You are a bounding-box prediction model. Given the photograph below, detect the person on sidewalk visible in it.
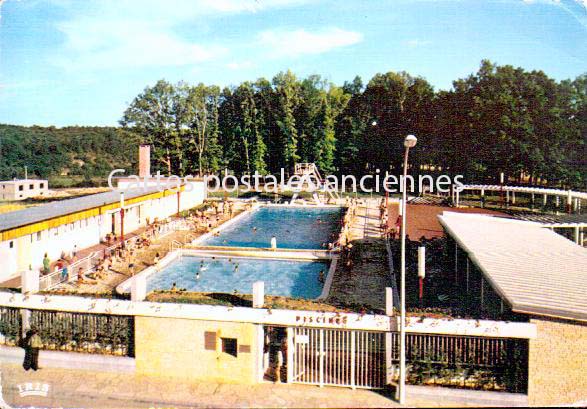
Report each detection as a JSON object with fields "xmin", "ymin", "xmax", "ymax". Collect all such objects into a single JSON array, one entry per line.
[{"xmin": 22, "ymin": 328, "xmax": 42, "ymax": 371}]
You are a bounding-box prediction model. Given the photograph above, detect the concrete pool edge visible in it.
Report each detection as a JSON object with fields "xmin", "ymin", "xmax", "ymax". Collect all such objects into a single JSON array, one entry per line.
[{"xmin": 116, "ymin": 248, "xmax": 338, "ymax": 302}]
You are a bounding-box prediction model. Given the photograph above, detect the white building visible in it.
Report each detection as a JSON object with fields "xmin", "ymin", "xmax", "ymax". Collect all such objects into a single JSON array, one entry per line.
[
  {"xmin": 0, "ymin": 182, "xmax": 206, "ymax": 283},
  {"xmin": 0, "ymin": 179, "xmax": 49, "ymax": 201}
]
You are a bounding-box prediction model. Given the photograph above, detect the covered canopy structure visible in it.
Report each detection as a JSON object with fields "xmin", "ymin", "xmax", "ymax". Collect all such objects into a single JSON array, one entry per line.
[{"xmin": 438, "ymin": 212, "xmax": 587, "ymax": 322}]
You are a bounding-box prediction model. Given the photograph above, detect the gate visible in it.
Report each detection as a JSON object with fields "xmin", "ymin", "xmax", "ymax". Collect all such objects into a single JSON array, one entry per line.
[{"xmin": 289, "ymin": 327, "xmax": 386, "ymax": 389}]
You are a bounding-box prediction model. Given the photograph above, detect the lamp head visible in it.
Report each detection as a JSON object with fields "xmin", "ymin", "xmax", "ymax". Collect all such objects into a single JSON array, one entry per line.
[{"xmin": 404, "ymin": 134, "xmax": 417, "ymax": 148}]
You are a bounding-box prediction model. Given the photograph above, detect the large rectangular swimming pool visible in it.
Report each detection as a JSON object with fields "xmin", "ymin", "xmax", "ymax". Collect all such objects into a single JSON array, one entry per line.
[
  {"xmin": 146, "ymin": 255, "xmax": 327, "ymax": 299},
  {"xmin": 199, "ymin": 206, "xmax": 343, "ymax": 249}
]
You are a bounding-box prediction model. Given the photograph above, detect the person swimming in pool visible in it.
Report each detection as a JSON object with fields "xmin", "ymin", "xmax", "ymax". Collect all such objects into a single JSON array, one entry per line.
[
  {"xmin": 318, "ymin": 270, "xmax": 325, "ymax": 283},
  {"xmin": 234, "ymin": 263, "xmax": 239, "ymax": 272},
  {"xmin": 196, "ymin": 272, "xmax": 200, "ymax": 280},
  {"xmin": 253, "ymin": 226, "xmax": 257, "ymax": 233}
]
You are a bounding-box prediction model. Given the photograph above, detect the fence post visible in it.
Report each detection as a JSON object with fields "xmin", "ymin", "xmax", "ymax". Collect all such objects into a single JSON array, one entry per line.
[
  {"xmin": 20, "ymin": 309, "xmax": 31, "ymax": 338},
  {"xmin": 253, "ymin": 281, "xmax": 264, "ymax": 308},
  {"xmin": 385, "ymin": 287, "xmax": 394, "ymax": 316},
  {"xmin": 21, "ymin": 268, "xmax": 39, "ymax": 294},
  {"xmin": 131, "ymin": 275, "xmax": 147, "ymax": 302}
]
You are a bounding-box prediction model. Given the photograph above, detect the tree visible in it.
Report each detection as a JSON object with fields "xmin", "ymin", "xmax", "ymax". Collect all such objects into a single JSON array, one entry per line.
[
  {"xmin": 272, "ymin": 71, "xmax": 301, "ymax": 171},
  {"xmin": 184, "ymin": 84, "xmax": 222, "ymax": 175},
  {"xmin": 120, "ymin": 80, "xmax": 177, "ymax": 175}
]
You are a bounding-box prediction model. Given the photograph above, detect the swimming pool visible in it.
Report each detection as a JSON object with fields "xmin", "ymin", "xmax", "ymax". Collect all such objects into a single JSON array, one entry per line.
[
  {"xmin": 199, "ymin": 206, "xmax": 343, "ymax": 249},
  {"xmin": 146, "ymin": 255, "xmax": 328, "ymax": 299}
]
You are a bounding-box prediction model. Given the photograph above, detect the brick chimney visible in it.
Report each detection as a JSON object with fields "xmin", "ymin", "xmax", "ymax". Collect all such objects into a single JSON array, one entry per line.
[{"xmin": 139, "ymin": 145, "xmax": 151, "ymax": 178}]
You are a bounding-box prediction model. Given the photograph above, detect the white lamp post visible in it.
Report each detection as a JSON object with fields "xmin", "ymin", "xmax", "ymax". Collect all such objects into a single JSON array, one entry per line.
[{"xmin": 398, "ymin": 134, "xmax": 416, "ymax": 404}]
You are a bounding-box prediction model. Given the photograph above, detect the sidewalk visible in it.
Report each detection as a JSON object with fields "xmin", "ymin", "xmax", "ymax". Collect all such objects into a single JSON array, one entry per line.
[{"xmin": 0, "ymin": 362, "xmax": 527, "ymax": 408}]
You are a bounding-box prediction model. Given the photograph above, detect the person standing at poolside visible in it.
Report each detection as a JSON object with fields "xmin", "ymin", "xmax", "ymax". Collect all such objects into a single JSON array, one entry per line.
[
  {"xmin": 42, "ymin": 253, "xmax": 50, "ymax": 275},
  {"xmin": 61, "ymin": 263, "xmax": 69, "ymax": 282},
  {"xmin": 270, "ymin": 236, "xmax": 277, "ymax": 250}
]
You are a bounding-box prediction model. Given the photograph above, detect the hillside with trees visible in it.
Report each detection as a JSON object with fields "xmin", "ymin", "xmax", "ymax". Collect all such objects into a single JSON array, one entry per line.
[
  {"xmin": 2, "ymin": 60, "xmax": 585, "ymax": 190},
  {"xmin": 0, "ymin": 125, "xmax": 139, "ymax": 185}
]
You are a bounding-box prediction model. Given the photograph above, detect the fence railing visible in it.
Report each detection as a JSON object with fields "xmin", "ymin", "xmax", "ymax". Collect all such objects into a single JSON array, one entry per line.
[
  {"xmin": 0, "ymin": 306, "xmax": 21, "ymax": 346},
  {"xmin": 30, "ymin": 309, "xmax": 134, "ymax": 357},
  {"xmin": 388, "ymin": 332, "xmax": 528, "ymax": 393},
  {"xmin": 0, "ymin": 306, "xmax": 134, "ymax": 357}
]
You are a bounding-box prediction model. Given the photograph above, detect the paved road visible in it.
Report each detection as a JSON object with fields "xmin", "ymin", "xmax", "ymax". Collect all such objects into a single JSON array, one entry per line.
[{"xmin": 1, "ymin": 361, "xmax": 528, "ymax": 408}]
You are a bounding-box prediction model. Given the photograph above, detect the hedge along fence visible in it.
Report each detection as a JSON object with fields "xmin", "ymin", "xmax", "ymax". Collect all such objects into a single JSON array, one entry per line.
[
  {"xmin": 0, "ymin": 307, "xmax": 134, "ymax": 357},
  {"xmin": 389, "ymin": 332, "xmax": 528, "ymax": 393},
  {"xmin": 0, "ymin": 307, "xmax": 21, "ymax": 345}
]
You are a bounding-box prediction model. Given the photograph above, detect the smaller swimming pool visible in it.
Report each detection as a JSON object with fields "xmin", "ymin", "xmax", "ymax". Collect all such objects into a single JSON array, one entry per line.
[{"xmin": 145, "ymin": 255, "xmax": 328, "ymax": 299}]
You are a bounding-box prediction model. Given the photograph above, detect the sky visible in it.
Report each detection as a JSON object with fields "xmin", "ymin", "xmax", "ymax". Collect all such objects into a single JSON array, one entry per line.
[{"xmin": 0, "ymin": 0, "xmax": 586, "ymax": 127}]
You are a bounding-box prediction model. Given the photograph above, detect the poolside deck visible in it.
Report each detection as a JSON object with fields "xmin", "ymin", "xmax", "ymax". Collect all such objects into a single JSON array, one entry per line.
[
  {"xmin": 41, "ymin": 203, "xmax": 248, "ymax": 295},
  {"xmin": 327, "ymin": 198, "xmax": 392, "ymax": 312}
]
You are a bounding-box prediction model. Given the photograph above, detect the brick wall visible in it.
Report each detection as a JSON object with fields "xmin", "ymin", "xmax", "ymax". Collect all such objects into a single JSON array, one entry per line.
[
  {"xmin": 135, "ymin": 316, "xmax": 259, "ymax": 384},
  {"xmin": 528, "ymin": 316, "xmax": 587, "ymax": 406}
]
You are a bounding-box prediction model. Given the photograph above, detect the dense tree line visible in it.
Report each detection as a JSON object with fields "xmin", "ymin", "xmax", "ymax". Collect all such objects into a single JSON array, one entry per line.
[
  {"xmin": 0, "ymin": 125, "xmax": 139, "ymax": 181},
  {"xmin": 121, "ymin": 61, "xmax": 586, "ymax": 189},
  {"xmin": 1, "ymin": 60, "xmax": 584, "ymax": 190}
]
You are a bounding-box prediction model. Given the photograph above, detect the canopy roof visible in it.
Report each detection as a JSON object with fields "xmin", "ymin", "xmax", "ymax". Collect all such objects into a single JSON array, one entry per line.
[{"xmin": 438, "ymin": 212, "xmax": 587, "ymax": 322}]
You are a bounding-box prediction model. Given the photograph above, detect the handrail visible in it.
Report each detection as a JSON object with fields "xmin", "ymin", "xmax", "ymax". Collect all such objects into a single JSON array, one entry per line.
[{"xmin": 170, "ymin": 240, "xmax": 183, "ymax": 261}]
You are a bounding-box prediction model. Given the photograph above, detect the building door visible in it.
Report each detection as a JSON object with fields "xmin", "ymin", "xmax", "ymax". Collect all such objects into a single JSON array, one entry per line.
[
  {"xmin": 289, "ymin": 327, "xmax": 386, "ymax": 389},
  {"xmin": 262, "ymin": 326, "xmax": 287, "ymax": 382}
]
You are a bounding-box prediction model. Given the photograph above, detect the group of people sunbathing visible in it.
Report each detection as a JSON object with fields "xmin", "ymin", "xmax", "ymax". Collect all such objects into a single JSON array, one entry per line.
[{"xmin": 183, "ymin": 200, "xmax": 239, "ymax": 233}]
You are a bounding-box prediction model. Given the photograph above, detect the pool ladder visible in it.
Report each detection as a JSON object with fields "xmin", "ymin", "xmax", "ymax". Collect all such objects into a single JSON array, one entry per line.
[{"xmin": 170, "ymin": 240, "xmax": 183, "ymax": 260}]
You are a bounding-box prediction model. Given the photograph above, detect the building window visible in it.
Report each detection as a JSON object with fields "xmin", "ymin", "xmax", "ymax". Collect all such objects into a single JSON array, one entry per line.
[
  {"xmin": 221, "ymin": 337, "xmax": 238, "ymax": 357},
  {"xmin": 37, "ymin": 231, "xmax": 42, "ymax": 241},
  {"xmin": 18, "ymin": 185, "xmax": 23, "ymax": 191},
  {"xmin": 29, "ymin": 184, "xmax": 34, "ymax": 189},
  {"xmin": 40, "ymin": 183, "xmax": 44, "ymax": 189},
  {"xmin": 9, "ymin": 241, "xmax": 13, "ymax": 249}
]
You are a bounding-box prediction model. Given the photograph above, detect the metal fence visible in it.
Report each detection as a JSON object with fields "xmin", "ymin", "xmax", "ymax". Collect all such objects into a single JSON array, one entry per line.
[
  {"xmin": 289, "ymin": 327, "xmax": 528, "ymax": 393},
  {"xmin": 389, "ymin": 332, "xmax": 528, "ymax": 393},
  {"xmin": 290, "ymin": 327, "xmax": 386, "ymax": 389},
  {"xmin": 0, "ymin": 306, "xmax": 21, "ymax": 345},
  {"xmin": 0, "ymin": 307, "xmax": 134, "ymax": 357}
]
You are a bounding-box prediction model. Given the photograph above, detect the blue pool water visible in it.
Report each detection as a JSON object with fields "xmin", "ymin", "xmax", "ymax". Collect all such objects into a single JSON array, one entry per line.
[
  {"xmin": 200, "ymin": 206, "xmax": 343, "ymax": 249},
  {"xmin": 147, "ymin": 256, "xmax": 327, "ymax": 298}
]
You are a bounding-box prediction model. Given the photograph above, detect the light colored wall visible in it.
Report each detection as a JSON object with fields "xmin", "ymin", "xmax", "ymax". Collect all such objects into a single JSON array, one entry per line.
[
  {"xmin": 528, "ymin": 316, "xmax": 587, "ymax": 406},
  {"xmin": 0, "ymin": 183, "xmax": 206, "ymax": 280},
  {"xmin": 0, "ymin": 180, "xmax": 48, "ymax": 201},
  {"xmin": 134, "ymin": 316, "xmax": 258, "ymax": 384}
]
